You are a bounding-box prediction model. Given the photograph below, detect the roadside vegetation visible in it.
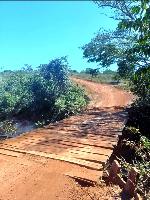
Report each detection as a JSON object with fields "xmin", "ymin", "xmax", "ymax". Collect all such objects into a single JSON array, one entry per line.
[
  {"xmin": 0, "ymin": 0, "xmax": 149, "ymax": 198},
  {"xmin": 70, "ymin": 69, "xmax": 117, "ymax": 83},
  {"xmin": 0, "ymin": 57, "xmax": 88, "ymax": 137},
  {"xmin": 70, "ymin": 69, "xmax": 131, "ymax": 91},
  {"xmin": 81, "ymin": 0, "xmax": 150, "ymax": 198}
]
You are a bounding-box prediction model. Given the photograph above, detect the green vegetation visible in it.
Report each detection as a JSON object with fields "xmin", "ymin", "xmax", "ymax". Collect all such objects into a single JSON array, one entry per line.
[
  {"xmin": 70, "ymin": 68, "xmax": 131, "ymax": 91},
  {"xmin": 84, "ymin": 0, "xmax": 150, "ymax": 133},
  {"xmin": 84, "ymin": 0, "xmax": 150, "ymax": 100},
  {"xmin": 82, "ymin": 0, "xmax": 150, "ymax": 198},
  {"xmin": 70, "ymin": 68, "xmax": 118, "ymax": 84},
  {"xmin": 0, "ymin": 120, "xmax": 17, "ymax": 138},
  {"xmin": 0, "ymin": 57, "xmax": 88, "ymax": 135},
  {"xmin": 0, "ymin": 1, "xmax": 149, "ymax": 196},
  {"xmin": 111, "ymin": 125, "xmax": 150, "ymax": 198}
]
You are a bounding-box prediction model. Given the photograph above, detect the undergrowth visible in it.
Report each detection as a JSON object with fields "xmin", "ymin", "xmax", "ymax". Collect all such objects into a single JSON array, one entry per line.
[
  {"xmin": 108, "ymin": 104, "xmax": 150, "ymax": 199},
  {"xmin": 0, "ymin": 57, "xmax": 89, "ymax": 136}
]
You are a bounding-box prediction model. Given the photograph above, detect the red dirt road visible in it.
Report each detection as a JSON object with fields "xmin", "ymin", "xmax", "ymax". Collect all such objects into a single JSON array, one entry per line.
[{"xmin": 0, "ymin": 78, "xmax": 134, "ymax": 200}]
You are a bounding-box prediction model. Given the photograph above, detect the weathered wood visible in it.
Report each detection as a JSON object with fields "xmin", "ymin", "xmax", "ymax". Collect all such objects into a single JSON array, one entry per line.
[
  {"xmin": 0, "ymin": 146, "xmax": 102, "ymax": 170},
  {"xmin": 108, "ymin": 160, "xmax": 121, "ymax": 182},
  {"xmin": 128, "ymin": 167, "xmax": 139, "ymax": 184},
  {"xmin": 116, "ymin": 174, "xmax": 126, "ymax": 188},
  {"xmin": 122, "ymin": 167, "xmax": 139, "ymax": 198},
  {"xmin": 108, "ymin": 161, "xmax": 141, "ymax": 200},
  {"xmin": 123, "ymin": 179, "xmax": 136, "ymax": 197}
]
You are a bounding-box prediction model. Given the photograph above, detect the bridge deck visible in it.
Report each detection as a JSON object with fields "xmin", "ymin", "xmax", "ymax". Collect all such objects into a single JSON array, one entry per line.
[{"xmin": 0, "ymin": 108, "xmax": 127, "ymax": 181}]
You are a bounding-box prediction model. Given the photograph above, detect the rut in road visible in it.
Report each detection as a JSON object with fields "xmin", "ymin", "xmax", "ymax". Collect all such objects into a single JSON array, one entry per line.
[{"xmin": 0, "ymin": 78, "xmax": 134, "ymax": 182}]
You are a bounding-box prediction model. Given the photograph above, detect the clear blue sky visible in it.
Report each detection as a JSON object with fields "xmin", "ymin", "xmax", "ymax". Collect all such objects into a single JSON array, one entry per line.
[{"xmin": 0, "ymin": 1, "xmax": 118, "ymax": 72}]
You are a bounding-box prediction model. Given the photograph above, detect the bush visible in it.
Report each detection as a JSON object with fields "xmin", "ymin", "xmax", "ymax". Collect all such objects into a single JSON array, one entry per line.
[
  {"xmin": 55, "ymin": 83, "xmax": 88, "ymax": 120},
  {"xmin": 0, "ymin": 71, "xmax": 33, "ymax": 118},
  {"xmin": 0, "ymin": 57, "xmax": 88, "ymax": 124},
  {"xmin": 0, "ymin": 120, "xmax": 17, "ymax": 137},
  {"xmin": 126, "ymin": 104, "xmax": 150, "ymax": 139},
  {"xmin": 131, "ymin": 66, "xmax": 150, "ymax": 105}
]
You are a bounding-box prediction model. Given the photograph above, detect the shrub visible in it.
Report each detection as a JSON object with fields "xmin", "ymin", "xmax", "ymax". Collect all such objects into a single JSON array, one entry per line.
[
  {"xmin": 0, "ymin": 120, "xmax": 16, "ymax": 137},
  {"xmin": 54, "ymin": 83, "xmax": 88, "ymax": 120},
  {"xmin": 131, "ymin": 66, "xmax": 150, "ymax": 105},
  {"xmin": 0, "ymin": 57, "xmax": 88, "ymax": 124}
]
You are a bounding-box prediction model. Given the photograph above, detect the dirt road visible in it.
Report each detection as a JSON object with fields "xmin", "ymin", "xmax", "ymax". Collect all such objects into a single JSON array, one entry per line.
[{"xmin": 0, "ymin": 78, "xmax": 134, "ymax": 200}]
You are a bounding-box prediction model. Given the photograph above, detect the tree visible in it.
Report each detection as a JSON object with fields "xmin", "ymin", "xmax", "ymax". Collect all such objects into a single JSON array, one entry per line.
[
  {"xmin": 81, "ymin": 29, "xmax": 138, "ymax": 80},
  {"xmin": 85, "ymin": 68, "xmax": 100, "ymax": 77},
  {"xmin": 93, "ymin": 1, "xmax": 137, "ymax": 20},
  {"xmin": 117, "ymin": 0, "xmax": 150, "ymax": 101},
  {"xmin": 82, "ymin": 0, "xmax": 150, "ymax": 100},
  {"xmin": 103, "ymin": 69, "xmax": 116, "ymax": 75},
  {"xmin": 117, "ymin": 60, "xmax": 134, "ymax": 79},
  {"xmin": 23, "ymin": 64, "xmax": 33, "ymax": 72},
  {"xmin": 81, "ymin": 29, "xmax": 136, "ymax": 69},
  {"xmin": 93, "ymin": 0, "xmax": 150, "ymax": 67},
  {"xmin": 39, "ymin": 56, "xmax": 70, "ymax": 93}
]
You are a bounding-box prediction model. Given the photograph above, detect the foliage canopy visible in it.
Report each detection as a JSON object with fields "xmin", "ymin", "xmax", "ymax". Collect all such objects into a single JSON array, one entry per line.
[{"xmin": 82, "ymin": 0, "xmax": 150, "ymax": 102}]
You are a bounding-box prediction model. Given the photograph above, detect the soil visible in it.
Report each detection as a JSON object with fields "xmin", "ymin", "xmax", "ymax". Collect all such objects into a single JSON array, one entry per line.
[{"xmin": 0, "ymin": 78, "xmax": 134, "ymax": 200}]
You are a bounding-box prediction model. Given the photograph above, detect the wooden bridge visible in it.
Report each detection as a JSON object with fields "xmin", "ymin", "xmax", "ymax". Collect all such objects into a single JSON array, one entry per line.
[{"xmin": 0, "ymin": 108, "xmax": 127, "ymax": 182}]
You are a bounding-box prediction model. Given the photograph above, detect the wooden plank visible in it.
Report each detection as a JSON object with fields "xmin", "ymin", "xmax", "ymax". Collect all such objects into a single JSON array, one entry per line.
[{"xmin": 0, "ymin": 147, "xmax": 102, "ymax": 170}]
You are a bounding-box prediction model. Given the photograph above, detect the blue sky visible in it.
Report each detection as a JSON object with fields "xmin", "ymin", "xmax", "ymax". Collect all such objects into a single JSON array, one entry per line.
[{"xmin": 0, "ymin": 1, "xmax": 118, "ymax": 72}]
